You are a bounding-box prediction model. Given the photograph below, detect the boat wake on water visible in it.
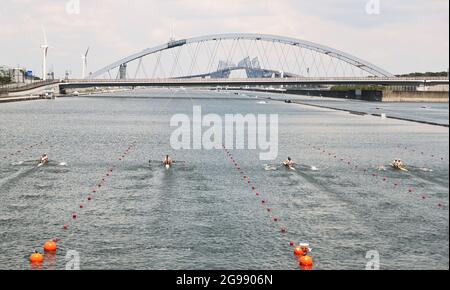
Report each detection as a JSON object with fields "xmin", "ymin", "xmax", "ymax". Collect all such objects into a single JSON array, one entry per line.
[
  {"xmin": 0, "ymin": 160, "xmax": 68, "ymax": 189},
  {"xmin": 264, "ymin": 164, "xmax": 320, "ymax": 172},
  {"xmin": 12, "ymin": 160, "xmax": 67, "ymax": 167},
  {"xmin": 264, "ymin": 164, "xmax": 278, "ymax": 171},
  {"xmin": 0, "ymin": 165, "xmax": 42, "ymax": 189},
  {"xmin": 376, "ymin": 165, "xmax": 387, "ymax": 171}
]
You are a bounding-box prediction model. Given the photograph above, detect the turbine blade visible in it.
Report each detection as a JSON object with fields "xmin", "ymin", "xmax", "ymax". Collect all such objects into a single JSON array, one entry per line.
[
  {"xmin": 42, "ymin": 25, "xmax": 48, "ymax": 45},
  {"xmin": 85, "ymin": 47, "xmax": 90, "ymax": 57}
]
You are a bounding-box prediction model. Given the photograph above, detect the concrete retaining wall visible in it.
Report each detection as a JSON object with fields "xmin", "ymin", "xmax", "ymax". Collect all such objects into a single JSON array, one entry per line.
[
  {"xmin": 270, "ymin": 89, "xmax": 449, "ymax": 103},
  {"xmin": 382, "ymin": 91, "xmax": 449, "ymax": 103}
]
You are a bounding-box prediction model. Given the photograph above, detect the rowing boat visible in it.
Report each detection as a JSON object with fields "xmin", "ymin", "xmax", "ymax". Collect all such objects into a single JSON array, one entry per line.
[
  {"xmin": 38, "ymin": 160, "xmax": 49, "ymax": 167},
  {"xmin": 283, "ymin": 162, "xmax": 296, "ymax": 171},
  {"xmin": 391, "ymin": 164, "xmax": 408, "ymax": 172}
]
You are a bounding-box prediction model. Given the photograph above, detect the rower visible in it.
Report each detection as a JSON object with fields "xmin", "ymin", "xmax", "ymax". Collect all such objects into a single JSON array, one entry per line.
[
  {"xmin": 392, "ymin": 158, "xmax": 405, "ymax": 170},
  {"xmin": 40, "ymin": 154, "xmax": 49, "ymax": 164},
  {"xmin": 284, "ymin": 157, "xmax": 294, "ymax": 167},
  {"xmin": 163, "ymin": 155, "xmax": 173, "ymax": 167}
]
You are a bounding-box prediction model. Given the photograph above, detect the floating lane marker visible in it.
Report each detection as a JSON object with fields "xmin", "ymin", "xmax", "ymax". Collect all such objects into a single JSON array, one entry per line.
[
  {"xmin": 28, "ymin": 141, "xmax": 138, "ymax": 267},
  {"xmin": 1, "ymin": 141, "xmax": 45, "ymax": 161},
  {"xmin": 396, "ymin": 144, "xmax": 448, "ymax": 163},
  {"xmin": 222, "ymin": 145, "xmax": 313, "ymax": 270},
  {"xmin": 308, "ymin": 143, "xmax": 446, "ymax": 209}
]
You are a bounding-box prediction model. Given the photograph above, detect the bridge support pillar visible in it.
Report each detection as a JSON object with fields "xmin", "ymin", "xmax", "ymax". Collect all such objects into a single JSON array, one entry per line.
[{"xmin": 119, "ymin": 64, "xmax": 127, "ymax": 79}]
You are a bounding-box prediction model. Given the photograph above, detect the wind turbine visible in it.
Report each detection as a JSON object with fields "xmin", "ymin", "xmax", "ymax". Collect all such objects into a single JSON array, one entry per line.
[
  {"xmin": 81, "ymin": 47, "xmax": 90, "ymax": 79},
  {"xmin": 41, "ymin": 26, "xmax": 50, "ymax": 81}
]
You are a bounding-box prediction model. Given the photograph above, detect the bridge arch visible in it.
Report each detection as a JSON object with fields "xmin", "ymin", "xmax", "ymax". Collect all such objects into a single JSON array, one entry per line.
[{"xmin": 90, "ymin": 33, "xmax": 394, "ymax": 79}]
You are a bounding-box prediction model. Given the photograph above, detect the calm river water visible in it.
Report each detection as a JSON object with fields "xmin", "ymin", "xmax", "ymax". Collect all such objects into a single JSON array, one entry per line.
[{"xmin": 0, "ymin": 89, "xmax": 448, "ymax": 270}]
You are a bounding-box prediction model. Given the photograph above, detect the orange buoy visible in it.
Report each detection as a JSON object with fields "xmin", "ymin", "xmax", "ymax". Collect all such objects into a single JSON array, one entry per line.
[
  {"xmin": 30, "ymin": 251, "xmax": 44, "ymax": 264},
  {"xmin": 44, "ymin": 240, "xmax": 57, "ymax": 252},
  {"xmin": 300, "ymin": 264, "xmax": 314, "ymax": 271},
  {"xmin": 299, "ymin": 255, "xmax": 314, "ymax": 267},
  {"xmin": 294, "ymin": 246, "xmax": 305, "ymax": 257}
]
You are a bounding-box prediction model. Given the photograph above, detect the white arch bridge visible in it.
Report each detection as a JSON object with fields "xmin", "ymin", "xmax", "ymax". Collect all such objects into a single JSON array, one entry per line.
[
  {"xmin": 59, "ymin": 33, "xmax": 448, "ymax": 91},
  {"xmin": 89, "ymin": 33, "xmax": 395, "ymax": 80}
]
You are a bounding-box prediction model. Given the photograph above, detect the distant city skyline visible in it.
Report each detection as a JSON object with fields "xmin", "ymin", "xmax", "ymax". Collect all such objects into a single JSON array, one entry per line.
[{"xmin": 0, "ymin": 0, "xmax": 448, "ymax": 78}]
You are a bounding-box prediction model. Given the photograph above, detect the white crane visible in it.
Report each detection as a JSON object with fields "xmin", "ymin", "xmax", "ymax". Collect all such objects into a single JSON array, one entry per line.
[
  {"xmin": 41, "ymin": 26, "xmax": 50, "ymax": 81},
  {"xmin": 81, "ymin": 47, "xmax": 90, "ymax": 79}
]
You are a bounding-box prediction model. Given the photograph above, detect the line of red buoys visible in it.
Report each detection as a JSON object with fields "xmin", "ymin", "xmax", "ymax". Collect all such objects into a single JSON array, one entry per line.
[
  {"xmin": 29, "ymin": 141, "xmax": 137, "ymax": 267},
  {"xmin": 222, "ymin": 145, "xmax": 313, "ymax": 270},
  {"xmin": 396, "ymin": 144, "xmax": 449, "ymax": 162},
  {"xmin": 308, "ymin": 144, "xmax": 446, "ymax": 209},
  {"xmin": 1, "ymin": 141, "xmax": 45, "ymax": 160}
]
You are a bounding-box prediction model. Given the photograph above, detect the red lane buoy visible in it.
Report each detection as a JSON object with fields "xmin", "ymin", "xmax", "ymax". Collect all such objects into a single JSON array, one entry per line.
[
  {"xmin": 63, "ymin": 224, "xmax": 68, "ymax": 230},
  {"xmin": 299, "ymin": 256, "xmax": 314, "ymax": 267},
  {"xmin": 294, "ymin": 246, "xmax": 305, "ymax": 257},
  {"xmin": 80, "ymin": 204, "xmax": 84, "ymax": 209},
  {"xmin": 43, "ymin": 240, "xmax": 57, "ymax": 252},
  {"xmin": 289, "ymin": 241, "xmax": 294, "ymax": 246},
  {"xmin": 72, "ymin": 213, "xmax": 77, "ymax": 220},
  {"xmin": 300, "ymin": 264, "xmax": 314, "ymax": 271},
  {"xmin": 280, "ymin": 227, "xmax": 287, "ymax": 233},
  {"xmin": 30, "ymin": 252, "xmax": 44, "ymax": 264},
  {"xmin": 88, "ymin": 196, "xmax": 92, "ymax": 201}
]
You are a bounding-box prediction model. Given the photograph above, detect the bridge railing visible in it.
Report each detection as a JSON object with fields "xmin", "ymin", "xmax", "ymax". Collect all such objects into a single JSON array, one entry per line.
[{"xmin": 66, "ymin": 76, "xmax": 450, "ymax": 84}]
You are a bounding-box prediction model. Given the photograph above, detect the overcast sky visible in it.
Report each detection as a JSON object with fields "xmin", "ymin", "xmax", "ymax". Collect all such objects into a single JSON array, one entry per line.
[{"xmin": 0, "ymin": 0, "xmax": 448, "ymax": 77}]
